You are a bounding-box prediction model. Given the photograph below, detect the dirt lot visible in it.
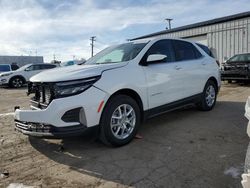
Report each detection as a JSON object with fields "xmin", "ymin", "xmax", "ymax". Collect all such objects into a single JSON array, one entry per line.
[{"xmin": 0, "ymin": 83, "xmax": 249, "ymax": 188}]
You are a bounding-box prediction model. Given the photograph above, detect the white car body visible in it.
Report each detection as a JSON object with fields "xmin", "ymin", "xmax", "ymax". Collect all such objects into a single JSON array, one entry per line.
[
  {"xmin": 14, "ymin": 37, "xmax": 221, "ymax": 144},
  {"xmin": 242, "ymin": 97, "xmax": 250, "ymax": 187},
  {"xmin": 0, "ymin": 63, "xmax": 56, "ymax": 87}
]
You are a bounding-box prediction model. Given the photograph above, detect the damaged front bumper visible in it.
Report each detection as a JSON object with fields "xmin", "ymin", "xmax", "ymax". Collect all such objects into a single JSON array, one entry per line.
[
  {"xmin": 15, "ymin": 119, "xmax": 87, "ymax": 138},
  {"xmin": 14, "ymin": 86, "xmax": 108, "ymax": 138}
]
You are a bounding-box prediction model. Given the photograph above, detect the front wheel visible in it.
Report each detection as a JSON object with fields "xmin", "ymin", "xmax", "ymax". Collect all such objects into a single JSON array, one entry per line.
[
  {"xmin": 197, "ymin": 80, "xmax": 217, "ymax": 111},
  {"xmin": 99, "ymin": 95, "xmax": 141, "ymax": 147},
  {"xmin": 10, "ymin": 77, "xmax": 25, "ymax": 88}
]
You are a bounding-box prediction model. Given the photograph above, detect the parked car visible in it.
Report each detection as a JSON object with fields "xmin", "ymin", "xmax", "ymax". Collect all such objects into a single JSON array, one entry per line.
[
  {"xmin": 14, "ymin": 37, "xmax": 221, "ymax": 146},
  {"xmin": 0, "ymin": 64, "xmax": 19, "ymax": 73},
  {"xmin": 221, "ymin": 53, "xmax": 250, "ymax": 83},
  {"xmin": 0, "ymin": 63, "xmax": 57, "ymax": 88}
]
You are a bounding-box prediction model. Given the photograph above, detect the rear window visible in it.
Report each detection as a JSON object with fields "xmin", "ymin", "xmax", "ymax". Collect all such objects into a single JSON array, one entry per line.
[
  {"xmin": 173, "ymin": 40, "xmax": 202, "ymax": 61},
  {"xmin": 0, "ymin": 65, "xmax": 11, "ymax": 72},
  {"xmin": 196, "ymin": 43, "xmax": 214, "ymax": 58}
]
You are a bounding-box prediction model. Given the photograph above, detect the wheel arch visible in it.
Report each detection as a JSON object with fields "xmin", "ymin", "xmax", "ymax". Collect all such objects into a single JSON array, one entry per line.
[
  {"xmin": 207, "ymin": 76, "xmax": 219, "ymax": 93},
  {"xmin": 103, "ymin": 88, "xmax": 144, "ymax": 122},
  {"xmin": 9, "ymin": 75, "xmax": 26, "ymax": 83}
]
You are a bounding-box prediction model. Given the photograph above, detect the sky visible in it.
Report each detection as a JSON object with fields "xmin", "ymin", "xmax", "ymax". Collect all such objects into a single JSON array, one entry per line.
[{"xmin": 0, "ymin": 0, "xmax": 250, "ymax": 62}]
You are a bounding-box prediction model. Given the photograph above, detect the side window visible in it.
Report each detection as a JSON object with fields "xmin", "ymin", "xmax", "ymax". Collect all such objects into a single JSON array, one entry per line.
[
  {"xmin": 32, "ymin": 65, "xmax": 42, "ymax": 70},
  {"xmin": 41, "ymin": 64, "xmax": 55, "ymax": 69},
  {"xmin": 173, "ymin": 40, "xmax": 202, "ymax": 61},
  {"xmin": 146, "ymin": 40, "xmax": 175, "ymax": 62}
]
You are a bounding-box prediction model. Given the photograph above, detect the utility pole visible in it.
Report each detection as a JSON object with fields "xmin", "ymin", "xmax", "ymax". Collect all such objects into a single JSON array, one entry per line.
[
  {"xmin": 165, "ymin": 18, "xmax": 173, "ymax": 30},
  {"xmin": 90, "ymin": 36, "xmax": 96, "ymax": 57}
]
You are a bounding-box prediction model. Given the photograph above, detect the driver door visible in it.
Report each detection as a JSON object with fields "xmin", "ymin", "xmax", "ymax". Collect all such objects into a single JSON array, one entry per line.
[
  {"xmin": 24, "ymin": 65, "xmax": 42, "ymax": 81},
  {"xmin": 142, "ymin": 39, "xmax": 185, "ymax": 109}
]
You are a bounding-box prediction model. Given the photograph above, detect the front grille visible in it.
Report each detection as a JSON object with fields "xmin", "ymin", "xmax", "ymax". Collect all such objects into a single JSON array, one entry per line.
[
  {"xmin": 224, "ymin": 65, "xmax": 248, "ymax": 71},
  {"xmin": 28, "ymin": 82, "xmax": 54, "ymax": 109}
]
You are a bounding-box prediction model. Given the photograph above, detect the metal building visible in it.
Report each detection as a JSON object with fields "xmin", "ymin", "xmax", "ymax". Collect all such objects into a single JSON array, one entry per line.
[
  {"xmin": 0, "ymin": 55, "xmax": 44, "ymax": 67},
  {"xmin": 131, "ymin": 11, "xmax": 250, "ymax": 64}
]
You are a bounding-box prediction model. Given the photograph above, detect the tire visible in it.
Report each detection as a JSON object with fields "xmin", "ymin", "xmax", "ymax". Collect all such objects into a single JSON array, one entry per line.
[
  {"xmin": 99, "ymin": 95, "xmax": 141, "ymax": 147},
  {"xmin": 197, "ymin": 80, "xmax": 217, "ymax": 111},
  {"xmin": 228, "ymin": 80, "xmax": 232, "ymax": 83},
  {"xmin": 9, "ymin": 77, "xmax": 25, "ymax": 88}
]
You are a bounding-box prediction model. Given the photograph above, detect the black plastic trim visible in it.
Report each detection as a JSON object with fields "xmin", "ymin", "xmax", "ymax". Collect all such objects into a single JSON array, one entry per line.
[{"xmin": 144, "ymin": 93, "xmax": 202, "ymax": 119}]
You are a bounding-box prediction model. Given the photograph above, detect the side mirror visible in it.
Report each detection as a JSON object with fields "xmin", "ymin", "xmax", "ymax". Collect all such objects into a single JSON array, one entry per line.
[{"xmin": 146, "ymin": 54, "xmax": 167, "ymax": 64}]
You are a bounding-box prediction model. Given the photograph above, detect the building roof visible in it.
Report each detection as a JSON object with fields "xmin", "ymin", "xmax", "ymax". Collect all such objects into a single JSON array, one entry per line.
[{"xmin": 131, "ymin": 11, "xmax": 250, "ymax": 40}]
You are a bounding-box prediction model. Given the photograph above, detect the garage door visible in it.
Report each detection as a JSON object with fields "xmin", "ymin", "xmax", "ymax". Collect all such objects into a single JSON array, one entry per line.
[{"xmin": 184, "ymin": 35, "xmax": 208, "ymax": 46}]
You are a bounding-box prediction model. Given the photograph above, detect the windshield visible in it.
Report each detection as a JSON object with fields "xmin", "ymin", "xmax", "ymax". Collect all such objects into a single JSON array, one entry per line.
[
  {"xmin": 228, "ymin": 54, "xmax": 250, "ymax": 62},
  {"xmin": 0, "ymin": 65, "xmax": 11, "ymax": 72},
  {"xmin": 85, "ymin": 42, "xmax": 147, "ymax": 65}
]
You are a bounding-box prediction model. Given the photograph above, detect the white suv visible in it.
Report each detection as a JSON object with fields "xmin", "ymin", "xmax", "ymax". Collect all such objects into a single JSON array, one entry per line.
[
  {"xmin": 14, "ymin": 37, "xmax": 221, "ymax": 146},
  {"xmin": 0, "ymin": 63, "xmax": 56, "ymax": 88}
]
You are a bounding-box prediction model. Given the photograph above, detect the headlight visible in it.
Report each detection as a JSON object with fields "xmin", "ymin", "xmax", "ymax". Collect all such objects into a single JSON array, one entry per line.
[
  {"xmin": 54, "ymin": 76, "xmax": 100, "ymax": 98},
  {"xmin": 0, "ymin": 73, "xmax": 12, "ymax": 77}
]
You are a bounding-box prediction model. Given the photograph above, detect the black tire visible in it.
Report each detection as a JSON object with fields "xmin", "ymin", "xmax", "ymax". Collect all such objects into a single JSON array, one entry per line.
[
  {"xmin": 9, "ymin": 76, "xmax": 25, "ymax": 88},
  {"xmin": 197, "ymin": 80, "xmax": 217, "ymax": 111},
  {"xmin": 99, "ymin": 95, "xmax": 141, "ymax": 147}
]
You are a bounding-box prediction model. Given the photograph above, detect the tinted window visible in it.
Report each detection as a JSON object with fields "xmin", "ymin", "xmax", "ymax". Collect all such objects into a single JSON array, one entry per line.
[
  {"xmin": 0, "ymin": 65, "xmax": 11, "ymax": 72},
  {"xmin": 173, "ymin": 40, "xmax": 202, "ymax": 61},
  {"xmin": 41, "ymin": 64, "xmax": 56, "ymax": 69},
  {"xmin": 196, "ymin": 43, "xmax": 214, "ymax": 57},
  {"xmin": 25, "ymin": 65, "xmax": 41, "ymax": 71},
  {"xmin": 228, "ymin": 54, "xmax": 250, "ymax": 62},
  {"xmin": 146, "ymin": 40, "xmax": 175, "ymax": 62}
]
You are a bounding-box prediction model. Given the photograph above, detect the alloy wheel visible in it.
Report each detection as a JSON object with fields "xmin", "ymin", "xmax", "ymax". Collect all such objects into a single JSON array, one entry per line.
[{"xmin": 110, "ymin": 104, "xmax": 136, "ymax": 140}]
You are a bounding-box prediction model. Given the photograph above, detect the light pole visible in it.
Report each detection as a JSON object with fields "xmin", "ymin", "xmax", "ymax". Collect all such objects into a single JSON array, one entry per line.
[
  {"xmin": 165, "ymin": 18, "xmax": 173, "ymax": 30},
  {"xmin": 90, "ymin": 36, "xmax": 96, "ymax": 57}
]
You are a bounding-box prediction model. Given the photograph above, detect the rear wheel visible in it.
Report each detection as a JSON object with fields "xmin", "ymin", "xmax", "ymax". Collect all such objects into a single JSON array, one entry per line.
[
  {"xmin": 9, "ymin": 77, "xmax": 25, "ymax": 88},
  {"xmin": 99, "ymin": 95, "xmax": 141, "ymax": 147},
  {"xmin": 197, "ymin": 80, "xmax": 217, "ymax": 111}
]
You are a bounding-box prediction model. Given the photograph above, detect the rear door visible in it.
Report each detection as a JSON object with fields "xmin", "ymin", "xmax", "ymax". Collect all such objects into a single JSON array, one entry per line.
[{"xmin": 172, "ymin": 40, "xmax": 206, "ymax": 97}]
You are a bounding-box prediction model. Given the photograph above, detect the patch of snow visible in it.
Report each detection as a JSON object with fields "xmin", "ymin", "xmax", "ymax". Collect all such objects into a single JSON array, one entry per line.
[
  {"xmin": 0, "ymin": 112, "xmax": 14, "ymax": 117},
  {"xmin": 7, "ymin": 183, "xmax": 36, "ymax": 188},
  {"xmin": 224, "ymin": 166, "xmax": 242, "ymax": 178}
]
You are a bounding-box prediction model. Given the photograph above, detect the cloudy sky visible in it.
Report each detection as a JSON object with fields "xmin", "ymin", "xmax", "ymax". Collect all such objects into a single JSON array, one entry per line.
[{"xmin": 0, "ymin": 0, "xmax": 250, "ymax": 62}]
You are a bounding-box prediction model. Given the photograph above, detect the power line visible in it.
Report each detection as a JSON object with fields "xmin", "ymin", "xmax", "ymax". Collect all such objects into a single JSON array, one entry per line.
[{"xmin": 90, "ymin": 36, "xmax": 96, "ymax": 57}]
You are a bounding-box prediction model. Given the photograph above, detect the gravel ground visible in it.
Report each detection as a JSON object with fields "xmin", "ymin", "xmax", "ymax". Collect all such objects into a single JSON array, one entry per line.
[{"xmin": 0, "ymin": 83, "xmax": 249, "ymax": 188}]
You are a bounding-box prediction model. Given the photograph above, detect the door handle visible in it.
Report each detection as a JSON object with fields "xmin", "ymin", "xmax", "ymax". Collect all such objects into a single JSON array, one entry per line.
[{"xmin": 175, "ymin": 66, "xmax": 182, "ymax": 70}]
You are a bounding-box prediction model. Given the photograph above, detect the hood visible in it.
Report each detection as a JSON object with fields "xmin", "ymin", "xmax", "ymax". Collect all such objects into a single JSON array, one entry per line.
[{"xmin": 30, "ymin": 62, "xmax": 127, "ymax": 82}]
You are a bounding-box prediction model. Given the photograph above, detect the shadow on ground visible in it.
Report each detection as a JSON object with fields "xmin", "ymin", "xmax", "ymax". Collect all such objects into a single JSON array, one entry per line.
[{"xmin": 29, "ymin": 101, "xmax": 248, "ymax": 188}]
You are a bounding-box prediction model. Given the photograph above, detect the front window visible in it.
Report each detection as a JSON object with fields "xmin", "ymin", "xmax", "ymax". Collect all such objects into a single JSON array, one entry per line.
[
  {"xmin": 86, "ymin": 42, "xmax": 147, "ymax": 65},
  {"xmin": 227, "ymin": 54, "xmax": 250, "ymax": 62}
]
